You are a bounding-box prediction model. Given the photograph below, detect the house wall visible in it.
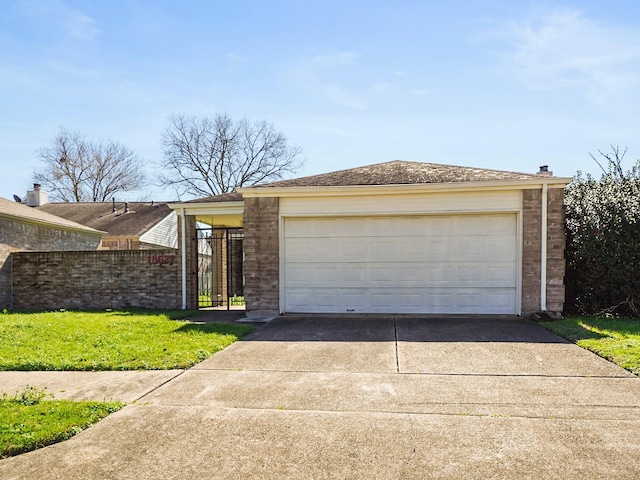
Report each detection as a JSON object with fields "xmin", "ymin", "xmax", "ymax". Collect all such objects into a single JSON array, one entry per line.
[
  {"xmin": 0, "ymin": 217, "xmax": 101, "ymax": 309},
  {"xmin": 99, "ymin": 237, "xmax": 140, "ymax": 250},
  {"xmin": 243, "ymin": 197, "xmax": 279, "ymax": 312},
  {"xmin": 521, "ymin": 187, "xmax": 566, "ymax": 315},
  {"xmin": 546, "ymin": 187, "xmax": 566, "ymax": 312},
  {"xmin": 11, "ymin": 249, "xmax": 180, "ymax": 310},
  {"xmin": 521, "ymin": 189, "xmax": 542, "ymax": 314}
]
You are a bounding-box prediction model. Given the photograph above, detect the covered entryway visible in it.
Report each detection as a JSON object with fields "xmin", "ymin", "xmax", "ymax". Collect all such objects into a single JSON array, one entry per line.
[
  {"xmin": 197, "ymin": 227, "xmax": 244, "ymax": 309},
  {"xmin": 282, "ymin": 213, "xmax": 518, "ymax": 314}
]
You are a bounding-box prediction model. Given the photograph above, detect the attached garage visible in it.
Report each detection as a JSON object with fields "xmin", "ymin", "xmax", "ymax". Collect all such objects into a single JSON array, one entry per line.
[
  {"xmin": 173, "ymin": 161, "xmax": 570, "ymax": 318},
  {"xmin": 282, "ymin": 214, "xmax": 518, "ymax": 314}
]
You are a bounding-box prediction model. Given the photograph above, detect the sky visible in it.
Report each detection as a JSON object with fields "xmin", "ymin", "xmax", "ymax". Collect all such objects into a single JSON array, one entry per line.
[{"xmin": 2, "ymin": 0, "xmax": 640, "ymax": 201}]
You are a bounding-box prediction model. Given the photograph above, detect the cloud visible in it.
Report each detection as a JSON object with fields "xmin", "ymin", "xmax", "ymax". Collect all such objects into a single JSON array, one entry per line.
[
  {"xmin": 286, "ymin": 51, "xmax": 367, "ymax": 109},
  {"xmin": 500, "ymin": 8, "xmax": 640, "ymax": 104},
  {"xmin": 225, "ymin": 53, "xmax": 247, "ymax": 63},
  {"xmin": 64, "ymin": 9, "xmax": 100, "ymax": 40}
]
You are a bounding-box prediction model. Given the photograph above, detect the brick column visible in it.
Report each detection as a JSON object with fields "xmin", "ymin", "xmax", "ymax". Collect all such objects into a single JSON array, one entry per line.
[
  {"xmin": 179, "ymin": 214, "xmax": 198, "ymax": 310},
  {"xmin": 243, "ymin": 197, "xmax": 279, "ymax": 313},
  {"xmin": 522, "ymin": 189, "xmax": 542, "ymax": 314},
  {"xmin": 546, "ymin": 187, "xmax": 566, "ymax": 313}
]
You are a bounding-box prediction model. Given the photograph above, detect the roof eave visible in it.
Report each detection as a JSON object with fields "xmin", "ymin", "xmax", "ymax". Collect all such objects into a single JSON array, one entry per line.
[
  {"xmin": 237, "ymin": 177, "xmax": 573, "ymax": 198},
  {"xmin": 167, "ymin": 201, "xmax": 244, "ymax": 215},
  {"xmin": 0, "ymin": 213, "xmax": 107, "ymax": 237}
]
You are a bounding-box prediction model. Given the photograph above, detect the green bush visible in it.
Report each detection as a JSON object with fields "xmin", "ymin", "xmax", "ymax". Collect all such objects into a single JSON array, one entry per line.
[{"xmin": 565, "ymin": 147, "xmax": 640, "ymax": 316}]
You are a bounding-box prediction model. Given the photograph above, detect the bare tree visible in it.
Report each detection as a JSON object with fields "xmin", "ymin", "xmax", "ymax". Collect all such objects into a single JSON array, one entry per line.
[
  {"xmin": 589, "ymin": 145, "xmax": 629, "ymax": 180},
  {"xmin": 33, "ymin": 127, "xmax": 147, "ymax": 202},
  {"xmin": 158, "ymin": 113, "xmax": 304, "ymax": 198}
]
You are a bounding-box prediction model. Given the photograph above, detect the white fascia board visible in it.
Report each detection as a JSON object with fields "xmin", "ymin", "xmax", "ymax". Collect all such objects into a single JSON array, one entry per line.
[
  {"xmin": 167, "ymin": 201, "xmax": 244, "ymax": 216},
  {"xmin": 238, "ymin": 178, "xmax": 573, "ymax": 198}
]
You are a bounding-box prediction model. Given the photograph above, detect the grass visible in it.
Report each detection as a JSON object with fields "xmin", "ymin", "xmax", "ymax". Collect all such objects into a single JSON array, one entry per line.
[
  {"xmin": 0, "ymin": 309, "xmax": 254, "ymax": 371},
  {"xmin": 198, "ymin": 294, "xmax": 245, "ymax": 307},
  {"xmin": 0, "ymin": 386, "xmax": 123, "ymax": 459},
  {"xmin": 541, "ymin": 316, "xmax": 640, "ymax": 376}
]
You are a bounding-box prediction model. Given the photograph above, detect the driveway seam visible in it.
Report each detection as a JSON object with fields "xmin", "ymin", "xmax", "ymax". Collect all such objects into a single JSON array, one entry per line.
[
  {"xmin": 125, "ymin": 404, "xmax": 640, "ymax": 421},
  {"xmin": 394, "ymin": 316, "xmax": 400, "ymax": 373},
  {"xmin": 188, "ymin": 367, "xmax": 635, "ymax": 379},
  {"xmin": 133, "ymin": 370, "xmax": 186, "ymax": 402}
]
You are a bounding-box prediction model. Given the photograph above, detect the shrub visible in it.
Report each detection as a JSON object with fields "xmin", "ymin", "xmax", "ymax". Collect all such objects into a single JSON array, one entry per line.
[{"xmin": 565, "ymin": 146, "xmax": 640, "ymax": 316}]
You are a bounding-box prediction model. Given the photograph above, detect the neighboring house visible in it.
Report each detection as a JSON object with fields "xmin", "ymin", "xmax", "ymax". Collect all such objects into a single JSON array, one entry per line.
[
  {"xmin": 0, "ymin": 196, "xmax": 104, "ymax": 309},
  {"xmin": 170, "ymin": 161, "xmax": 571, "ymax": 318},
  {"xmin": 37, "ymin": 200, "xmax": 178, "ymax": 250}
]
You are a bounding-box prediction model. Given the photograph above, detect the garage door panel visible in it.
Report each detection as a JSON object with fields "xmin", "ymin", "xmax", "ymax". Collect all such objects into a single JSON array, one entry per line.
[
  {"xmin": 423, "ymin": 238, "xmax": 451, "ymax": 260},
  {"xmin": 369, "ymin": 238, "xmax": 397, "ymax": 259},
  {"xmin": 283, "ymin": 214, "xmax": 517, "ymax": 314},
  {"xmin": 487, "ymin": 265, "xmax": 517, "ymax": 285}
]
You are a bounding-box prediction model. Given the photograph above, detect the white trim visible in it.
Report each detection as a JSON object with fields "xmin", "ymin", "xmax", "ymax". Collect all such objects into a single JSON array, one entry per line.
[
  {"xmin": 167, "ymin": 201, "xmax": 244, "ymax": 216},
  {"xmin": 279, "ymin": 214, "xmax": 285, "ymax": 314},
  {"xmin": 239, "ymin": 178, "xmax": 572, "ymax": 198},
  {"xmin": 540, "ymin": 184, "xmax": 548, "ymax": 311},
  {"xmin": 180, "ymin": 207, "xmax": 187, "ymax": 310},
  {"xmin": 516, "ymin": 201, "xmax": 523, "ymax": 316},
  {"xmin": 279, "ymin": 190, "xmax": 521, "ymax": 217}
]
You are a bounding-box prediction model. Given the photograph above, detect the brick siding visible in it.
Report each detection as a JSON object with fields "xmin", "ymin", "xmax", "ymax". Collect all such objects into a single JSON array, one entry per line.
[
  {"xmin": 521, "ymin": 187, "xmax": 566, "ymax": 315},
  {"xmin": 183, "ymin": 215, "xmax": 198, "ymax": 309},
  {"xmin": 11, "ymin": 249, "xmax": 180, "ymax": 310},
  {"xmin": 545, "ymin": 187, "xmax": 566, "ymax": 312},
  {"xmin": 243, "ymin": 197, "xmax": 279, "ymax": 312},
  {"xmin": 0, "ymin": 218, "xmax": 101, "ymax": 309}
]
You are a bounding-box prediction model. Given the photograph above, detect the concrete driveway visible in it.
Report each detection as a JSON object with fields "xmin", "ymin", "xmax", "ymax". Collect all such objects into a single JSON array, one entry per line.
[{"xmin": 2, "ymin": 316, "xmax": 640, "ymax": 479}]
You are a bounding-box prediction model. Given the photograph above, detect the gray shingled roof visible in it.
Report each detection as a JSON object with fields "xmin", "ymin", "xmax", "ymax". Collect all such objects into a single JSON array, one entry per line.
[
  {"xmin": 0, "ymin": 197, "xmax": 103, "ymax": 234},
  {"xmin": 37, "ymin": 202, "xmax": 173, "ymax": 237},
  {"xmin": 249, "ymin": 160, "xmax": 544, "ymax": 188}
]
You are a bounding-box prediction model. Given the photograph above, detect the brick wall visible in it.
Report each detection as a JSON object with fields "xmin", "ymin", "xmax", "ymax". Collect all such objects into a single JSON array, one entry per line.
[
  {"xmin": 546, "ymin": 188, "xmax": 566, "ymax": 312},
  {"xmin": 243, "ymin": 197, "xmax": 279, "ymax": 312},
  {"xmin": 522, "ymin": 189, "xmax": 542, "ymax": 314},
  {"xmin": 521, "ymin": 187, "xmax": 566, "ymax": 315},
  {"xmin": 11, "ymin": 249, "xmax": 180, "ymax": 310},
  {"xmin": 0, "ymin": 218, "xmax": 102, "ymax": 309}
]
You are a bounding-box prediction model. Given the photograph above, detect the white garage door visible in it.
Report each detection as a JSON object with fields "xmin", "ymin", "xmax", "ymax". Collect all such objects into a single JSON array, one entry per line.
[{"xmin": 283, "ymin": 214, "xmax": 518, "ymax": 314}]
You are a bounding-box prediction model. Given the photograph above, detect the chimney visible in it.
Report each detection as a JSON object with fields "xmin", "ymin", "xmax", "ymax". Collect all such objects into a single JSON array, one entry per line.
[
  {"xmin": 26, "ymin": 183, "xmax": 48, "ymax": 207},
  {"xmin": 536, "ymin": 165, "xmax": 553, "ymax": 177},
  {"xmin": 112, "ymin": 198, "xmax": 116, "ymax": 213}
]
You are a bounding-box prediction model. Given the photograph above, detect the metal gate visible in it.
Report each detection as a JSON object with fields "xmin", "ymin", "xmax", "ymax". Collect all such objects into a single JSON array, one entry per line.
[{"xmin": 197, "ymin": 227, "xmax": 244, "ymax": 309}]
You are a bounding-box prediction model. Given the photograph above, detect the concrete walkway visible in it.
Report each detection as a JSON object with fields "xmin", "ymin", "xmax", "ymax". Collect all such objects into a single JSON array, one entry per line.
[{"xmin": 2, "ymin": 316, "xmax": 640, "ymax": 479}]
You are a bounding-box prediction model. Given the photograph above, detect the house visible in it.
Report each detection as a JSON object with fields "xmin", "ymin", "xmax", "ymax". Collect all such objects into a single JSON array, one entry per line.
[
  {"xmin": 36, "ymin": 198, "xmax": 178, "ymax": 250},
  {"xmin": 0, "ymin": 196, "xmax": 104, "ymax": 309},
  {"xmin": 172, "ymin": 160, "xmax": 571, "ymax": 318}
]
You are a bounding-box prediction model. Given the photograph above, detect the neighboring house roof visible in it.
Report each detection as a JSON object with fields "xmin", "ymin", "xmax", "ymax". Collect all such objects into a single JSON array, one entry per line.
[
  {"xmin": 248, "ymin": 160, "xmax": 546, "ymax": 188},
  {"xmin": 36, "ymin": 202, "xmax": 174, "ymax": 238},
  {"xmin": 0, "ymin": 197, "xmax": 104, "ymax": 236}
]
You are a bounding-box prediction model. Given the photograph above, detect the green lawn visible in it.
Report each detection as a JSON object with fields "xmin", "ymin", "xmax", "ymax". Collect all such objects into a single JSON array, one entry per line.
[
  {"xmin": 541, "ymin": 317, "xmax": 640, "ymax": 376},
  {"xmin": 0, "ymin": 386, "xmax": 123, "ymax": 459},
  {"xmin": 0, "ymin": 309, "xmax": 254, "ymax": 371},
  {"xmin": 198, "ymin": 294, "xmax": 245, "ymax": 307}
]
